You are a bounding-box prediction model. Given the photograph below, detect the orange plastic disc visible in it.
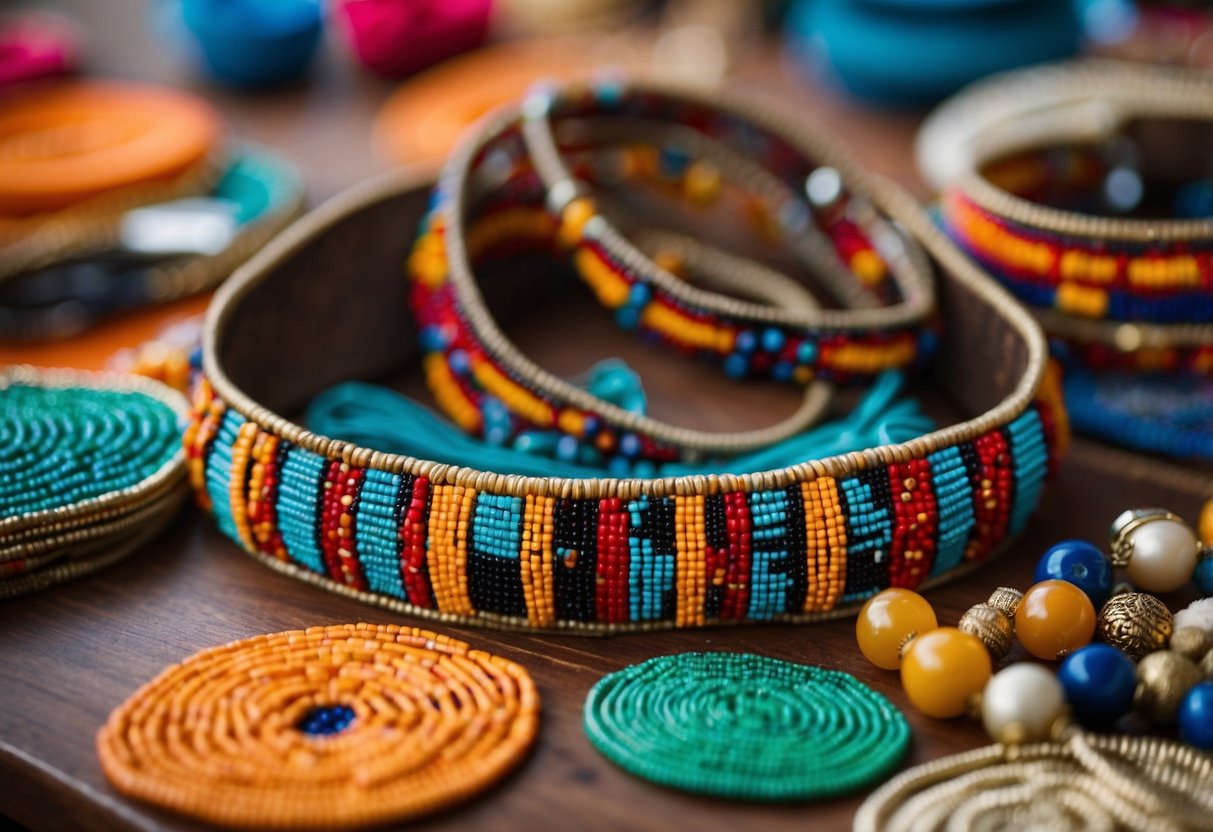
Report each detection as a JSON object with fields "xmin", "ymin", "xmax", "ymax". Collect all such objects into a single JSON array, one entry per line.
[
  {"xmin": 374, "ymin": 36, "xmax": 648, "ymax": 165},
  {"xmin": 0, "ymin": 81, "xmax": 221, "ymax": 215}
]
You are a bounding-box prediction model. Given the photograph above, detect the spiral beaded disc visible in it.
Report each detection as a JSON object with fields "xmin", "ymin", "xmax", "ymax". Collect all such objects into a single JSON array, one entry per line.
[
  {"xmin": 0, "ymin": 369, "xmax": 183, "ymax": 532},
  {"xmin": 584, "ymin": 652, "xmax": 909, "ymax": 800},
  {"xmin": 97, "ymin": 623, "xmax": 540, "ymax": 829}
]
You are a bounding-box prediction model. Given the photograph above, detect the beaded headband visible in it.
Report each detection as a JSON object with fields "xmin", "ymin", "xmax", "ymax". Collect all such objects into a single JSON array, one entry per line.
[
  {"xmin": 500, "ymin": 78, "xmax": 936, "ymax": 382},
  {"xmin": 196, "ymin": 170, "xmax": 1063, "ymax": 633},
  {"xmin": 919, "ymin": 61, "xmax": 1213, "ymax": 336}
]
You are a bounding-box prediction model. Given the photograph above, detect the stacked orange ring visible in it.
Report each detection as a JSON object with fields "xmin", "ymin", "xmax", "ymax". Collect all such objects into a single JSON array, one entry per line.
[{"xmin": 0, "ymin": 81, "xmax": 224, "ymax": 272}]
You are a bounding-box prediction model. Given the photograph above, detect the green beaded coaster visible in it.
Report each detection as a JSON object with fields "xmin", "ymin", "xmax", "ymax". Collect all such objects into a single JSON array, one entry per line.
[
  {"xmin": 584, "ymin": 652, "xmax": 910, "ymax": 801},
  {"xmin": 0, "ymin": 367, "xmax": 188, "ymax": 596}
]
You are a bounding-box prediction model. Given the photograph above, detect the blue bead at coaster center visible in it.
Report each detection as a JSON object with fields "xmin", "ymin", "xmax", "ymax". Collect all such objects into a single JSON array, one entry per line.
[
  {"xmin": 1034, "ymin": 539, "xmax": 1112, "ymax": 607},
  {"xmin": 296, "ymin": 705, "xmax": 356, "ymax": 736}
]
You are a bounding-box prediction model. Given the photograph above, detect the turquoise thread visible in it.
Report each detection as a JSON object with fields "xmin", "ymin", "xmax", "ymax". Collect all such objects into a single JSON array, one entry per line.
[{"xmin": 305, "ymin": 371, "xmax": 933, "ymax": 479}]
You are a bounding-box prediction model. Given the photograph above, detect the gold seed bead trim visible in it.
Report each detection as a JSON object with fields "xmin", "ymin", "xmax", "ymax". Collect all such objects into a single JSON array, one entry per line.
[{"xmin": 97, "ymin": 623, "xmax": 539, "ymax": 830}]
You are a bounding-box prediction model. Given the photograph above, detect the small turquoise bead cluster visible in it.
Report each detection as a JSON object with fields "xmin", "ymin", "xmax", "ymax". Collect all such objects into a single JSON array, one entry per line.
[
  {"xmin": 583, "ymin": 652, "xmax": 909, "ymax": 800},
  {"xmin": 0, "ymin": 383, "xmax": 179, "ymax": 517}
]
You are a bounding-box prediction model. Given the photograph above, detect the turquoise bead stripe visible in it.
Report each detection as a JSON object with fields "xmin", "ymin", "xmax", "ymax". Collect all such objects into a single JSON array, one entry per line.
[
  {"xmin": 748, "ymin": 489, "xmax": 791, "ymax": 620},
  {"xmin": 471, "ymin": 494, "xmax": 523, "ymax": 559},
  {"xmin": 839, "ymin": 474, "xmax": 893, "ymax": 602},
  {"xmin": 1007, "ymin": 410, "xmax": 1048, "ymax": 536},
  {"xmin": 355, "ymin": 468, "xmax": 407, "ymax": 599},
  {"xmin": 628, "ymin": 496, "xmax": 675, "ymax": 621},
  {"xmin": 275, "ymin": 445, "xmax": 328, "ymax": 575},
  {"xmin": 204, "ymin": 410, "xmax": 244, "ymax": 541},
  {"xmin": 927, "ymin": 446, "xmax": 976, "ymax": 578}
]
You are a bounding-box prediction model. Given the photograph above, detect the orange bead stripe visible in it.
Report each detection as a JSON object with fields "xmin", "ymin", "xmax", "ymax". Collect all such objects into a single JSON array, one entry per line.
[{"xmin": 520, "ymin": 494, "xmax": 556, "ymax": 627}]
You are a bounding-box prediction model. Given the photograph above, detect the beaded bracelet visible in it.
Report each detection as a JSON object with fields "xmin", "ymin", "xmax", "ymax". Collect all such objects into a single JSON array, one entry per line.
[
  {"xmin": 414, "ymin": 147, "xmax": 842, "ymax": 465},
  {"xmin": 510, "ymin": 78, "xmax": 938, "ymax": 383},
  {"xmin": 195, "ymin": 170, "xmax": 1062, "ymax": 633},
  {"xmin": 919, "ymin": 61, "xmax": 1213, "ymax": 329},
  {"xmin": 0, "ymin": 146, "xmax": 305, "ymax": 340}
]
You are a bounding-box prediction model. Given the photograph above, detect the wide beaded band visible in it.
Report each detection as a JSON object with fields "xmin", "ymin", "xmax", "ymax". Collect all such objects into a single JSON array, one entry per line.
[
  {"xmin": 195, "ymin": 171, "xmax": 1064, "ymax": 633},
  {"xmin": 919, "ymin": 62, "xmax": 1213, "ymax": 342}
]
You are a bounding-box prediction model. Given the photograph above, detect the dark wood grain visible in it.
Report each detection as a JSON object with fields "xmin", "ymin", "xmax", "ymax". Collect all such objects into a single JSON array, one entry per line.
[{"xmin": 3, "ymin": 2, "xmax": 1210, "ymax": 831}]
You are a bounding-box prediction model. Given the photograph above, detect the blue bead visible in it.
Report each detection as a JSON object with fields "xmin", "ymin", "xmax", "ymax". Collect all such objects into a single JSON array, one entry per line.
[
  {"xmin": 1034, "ymin": 539, "xmax": 1112, "ymax": 607},
  {"xmin": 296, "ymin": 704, "xmax": 356, "ymax": 736},
  {"xmin": 448, "ymin": 349, "xmax": 471, "ymax": 375},
  {"xmin": 1180, "ymin": 683, "xmax": 1213, "ymax": 748},
  {"xmin": 619, "ymin": 433, "xmax": 642, "ymax": 458},
  {"xmin": 419, "ymin": 325, "xmax": 450, "ymax": 352},
  {"xmin": 1194, "ymin": 559, "xmax": 1213, "ymax": 596},
  {"xmin": 796, "ymin": 341, "xmax": 818, "ymax": 363},
  {"xmin": 628, "ymin": 283, "xmax": 652, "ymax": 306},
  {"xmin": 735, "ymin": 331, "xmax": 758, "ymax": 354},
  {"xmin": 1057, "ymin": 644, "xmax": 1136, "ymax": 728},
  {"xmin": 658, "ymin": 145, "xmax": 691, "ymax": 177},
  {"xmin": 615, "ymin": 306, "xmax": 640, "ymax": 330},
  {"xmin": 555, "ymin": 435, "xmax": 580, "ymax": 462},
  {"xmin": 724, "ymin": 354, "xmax": 749, "ymax": 379},
  {"xmin": 772, "ymin": 361, "xmax": 793, "ymax": 382},
  {"xmin": 761, "ymin": 328, "xmax": 786, "ymax": 353}
]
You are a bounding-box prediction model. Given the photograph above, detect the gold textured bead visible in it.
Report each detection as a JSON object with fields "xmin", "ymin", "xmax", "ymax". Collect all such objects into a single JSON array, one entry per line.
[
  {"xmin": 1134, "ymin": 650, "xmax": 1202, "ymax": 724},
  {"xmin": 958, "ymin": 603, "xmax": 1015, "ymax": 660},
  {"xmin": 986, "ymin": 587, "xmax": 1023, "ymax": 619},
  {"xmin": 1170, "ymin": 626, "xmax": 1211, "ymax": 662},
  {"xmin": 1098, "ymin": 592, "xmax": 1173, "ymax": 661}
]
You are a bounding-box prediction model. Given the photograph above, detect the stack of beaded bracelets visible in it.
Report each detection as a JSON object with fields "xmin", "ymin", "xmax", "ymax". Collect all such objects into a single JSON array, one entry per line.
[
  {"xmin": 192, "ymin": 166, "xmax": 1063, "ymax": 632},
  {"xmin": 0, "ymin": 366, "xmax": 188, "ymax": 597},
  {"xmin": 918, "ymin": 61, "xmax": 1213, "ymax": 455},
  {"xmin": 410, "ymin": 78, "xmax": 937, "ymax": 465}
]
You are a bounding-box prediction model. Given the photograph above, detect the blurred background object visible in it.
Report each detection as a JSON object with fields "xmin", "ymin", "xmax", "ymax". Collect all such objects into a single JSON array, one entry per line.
[
  {"xmin": 334, "ymin": 0, "xmax": 491, "ymax": 78},
  {"xmin": 178, "ymin": 0, "xmax": 324, "ymax": 88},
  {"xmin": 784, "ymin": 0, "xmax": 1082, "ymax": 105},
  {"xmin": 0, "ymin": 10, "xmax": 81, "ymax": 88}
]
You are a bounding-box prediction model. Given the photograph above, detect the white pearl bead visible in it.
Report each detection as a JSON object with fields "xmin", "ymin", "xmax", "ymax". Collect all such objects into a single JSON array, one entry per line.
[
  {"xmin": 1127, "ymin": 518, "xmax": 1198, "ymax": 594},
  {"xmin": 981, "ymin": 664, "xmax": 1065, "ymax": 744}
]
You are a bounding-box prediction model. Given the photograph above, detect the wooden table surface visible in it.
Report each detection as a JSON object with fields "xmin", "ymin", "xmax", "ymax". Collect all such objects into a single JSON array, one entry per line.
[{"xmin": 3, "ymin": 3, "xmax": 1211, "ymax": 831}]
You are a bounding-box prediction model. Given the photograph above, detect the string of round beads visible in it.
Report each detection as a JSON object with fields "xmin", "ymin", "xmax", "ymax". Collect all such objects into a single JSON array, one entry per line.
[
  {"xmin": 583, "ymin": 652, "xmax": 909, "ymax": 800},
  {"xmin": 97, "ymin": 623, "xmax": 540, "ymax": 829}
]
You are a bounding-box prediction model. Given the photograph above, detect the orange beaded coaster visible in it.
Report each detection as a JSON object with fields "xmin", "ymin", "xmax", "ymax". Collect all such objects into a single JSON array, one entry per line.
[{"xmin": 96, "ymin": 623, "xmax": 540, "ymax": 829}]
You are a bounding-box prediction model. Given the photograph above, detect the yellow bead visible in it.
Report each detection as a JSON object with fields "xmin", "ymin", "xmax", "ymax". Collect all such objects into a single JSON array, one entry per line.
[
  {"xmin": 900, "ymin": 627, "xmax": 992, "ymax": 718},
  {"xmin": 856, "ymin": 588, "xmax": 938, "ymax": 670},
  {"xmin": 1015, "ymin": 579, "xmax": 1096, "ymax": 661},
  {"xmin": 558, "ymin": 197, "xmax": 596, "ymax": 247}
]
